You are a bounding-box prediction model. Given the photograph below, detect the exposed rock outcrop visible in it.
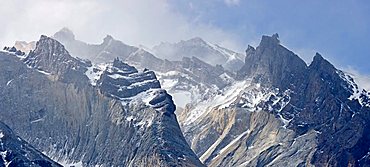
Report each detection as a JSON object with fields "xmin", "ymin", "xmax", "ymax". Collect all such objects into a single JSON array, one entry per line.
[{"xmin": 0, "ymin": 121, "xmax": 61, "ymax": 167}]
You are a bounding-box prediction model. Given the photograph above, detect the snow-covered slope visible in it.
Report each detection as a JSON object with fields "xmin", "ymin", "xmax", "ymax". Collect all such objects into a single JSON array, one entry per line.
[{"xmin": 338, "ymin": 70, "xmax": 370, "ymax": 107}]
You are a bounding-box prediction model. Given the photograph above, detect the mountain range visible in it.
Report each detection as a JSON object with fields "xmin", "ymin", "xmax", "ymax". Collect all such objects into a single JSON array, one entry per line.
[
  {"xmin": 0, "ymin": 35, "xmax": 203, "ymax": 166},
  {"xmin": 0, "ymin": 28, "xmax": 369, "ymax": 166}
]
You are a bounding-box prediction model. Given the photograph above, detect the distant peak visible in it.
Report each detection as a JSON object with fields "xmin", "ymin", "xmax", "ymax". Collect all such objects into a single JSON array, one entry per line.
[
  {"xmin": 103, "ymin": 35, "xmax": 114, "ymax": 43},
  {"xmin": 53, "ymin": 27, "xmax": 75, "ymax": 41},
  {"xmin": 189, "ymin": 37, "xmax": 203, "ymax": 41},
  {"xmin": 60, "ymin": 27, "xmax": 73, "ymax": 34},
  {"xmin": 260, "ymin": 33, "xmax": 280, "ymax": 47},
  {"xmin": 34, "ymin": 35, "xmax": 69, "ymax": 56},
  {"xmin": 186, "ymin": 37, "xmax": 207, "ymax": 44},
  {"xmin": 105, "ymin": 35, "xmax": 114, "ymax": 40}
]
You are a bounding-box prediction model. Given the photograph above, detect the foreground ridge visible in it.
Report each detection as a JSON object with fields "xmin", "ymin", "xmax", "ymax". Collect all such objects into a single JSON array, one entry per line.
[{"xmin": 0, "ymin": 35, "xmax": 204, "ymax": 166}]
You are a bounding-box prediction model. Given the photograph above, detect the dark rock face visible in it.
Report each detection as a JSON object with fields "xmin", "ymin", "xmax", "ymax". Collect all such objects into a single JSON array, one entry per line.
[
  {"xmin": 149, "ymin": 89, "xmax": 176, "ymax": 115},
  {"xmin": 98, "ymin": 58, "xmax": 161, "ymax": 99},
  {"xmin": 237, "ymin": 34, "xmax": 307, "ymax": 91},
  {"xmin": 25, "ymin": 35, "xmax": 89, "ymax": 73},
  {"xmin": 0, "ymin": 36, "xmax": 204, "ymax": 166},
  {"xmin": 288, "ymin": 53, "xmax": 370, "ymax": 166},
  {"xmin": 235, "ymin": 34, "xmax": 370, "ymax": 166},
  {"xmin": 0, "ymin": 121, "xmax": 61, "ymax": 167},
  {"xmin": 23, "ymin": 35, "xmax": 90, "ymax": 87},
  {"xmin": 179, "ymin": 34, "xmax": 370, "ymax": 167}
]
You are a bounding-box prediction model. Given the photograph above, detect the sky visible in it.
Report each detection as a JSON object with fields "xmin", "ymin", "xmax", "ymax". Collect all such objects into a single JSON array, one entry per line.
[{"xmin": 0, "ymin": 0, "xmax": 369, "ymax": 80}]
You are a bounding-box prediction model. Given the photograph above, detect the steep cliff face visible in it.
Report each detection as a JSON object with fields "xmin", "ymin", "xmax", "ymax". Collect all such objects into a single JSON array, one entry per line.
[
  {"xmin": 23, "ymin": 35, "xmax": 90, "ymax": 87},
  {"xmin": 0, "ymin": 36, "xmax": 204, "ymax": 166},
  {"xmin": 0, "ymin": 121, "xmax": 61, "ymax": 167},
  {"xmin": 236, "ymin": 34, "xmax": 307, "ymax": 91},
  {"xmin": 180, "ymin": 34, "xmax": 370, "ymax": 166}
]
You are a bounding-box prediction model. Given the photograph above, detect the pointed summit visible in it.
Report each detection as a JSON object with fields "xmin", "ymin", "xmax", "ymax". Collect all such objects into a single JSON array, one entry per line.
[
  {"xmin": 260, "ymin": 33, "xmax": 280, "ymax": 47},
  {"xmin": 313, "ymin": 52, "xmax": 324, "ymax": 61},
  {"xmin": 53, "ymin": 27, "xmax": 75, "ymax": 41},
  {"xmin": 24, "ymin": 35, "xmax": 87, "ymax": 78},
  {"xmin": 103, "ymin": 35, "xmax": 114, "ymax": 44},
  {"xmin": 186, "ymin": 37, "xmax": 207, "ymax": 45},
  {"xmin": 237, "ymin": 34, "xmax": 307, "ymax": 90},
  {"xmin": 309, "ymin": 52, "xmax": 335, "ymax": 71},
  {"xmin": 32, "ymin": 35, "xmax": 70, "ymax": 58}
]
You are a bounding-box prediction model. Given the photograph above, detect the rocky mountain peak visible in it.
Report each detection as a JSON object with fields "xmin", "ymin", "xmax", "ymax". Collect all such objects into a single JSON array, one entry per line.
[
  {"xmin": 24, "ymin": 35, "xmax": 89, "ymax": 85},
  {"xmin": 309, "ymin": 52, "xmax": 335, "ymax": 72},
  {"xmin": 37, "ymin": 35, "xmax": 68, "ymax": 53},
  {"xmin": 152, "ymin": 37, "xmax": 244, "ymax": 72},
  {"xmin": 186, "ymin": 37, "xmax": 207, "ymax": 45},
  {"xmin": 53, "ymin": 27, "xmax": 75, "ymax": 42},
  {"xmin": 245, "ymin": 45, "xmax": 256, "ymax": 58},
  {"xmin": 97, "ymin": 58, "xmax": 161, "ymax": 99},
  {"xmin": 103, "ymin": 35, "xmax": 114, "ymax": 44},
  {"xmin": 237, "ymin": 34, "xmax": 307, "ymax": 90},
  {"xmin": 112, "ymin": 57, "xmax": 138, "ymax": 73},
  {"xmin": 259, "ymin": 33, "xmax": 280, "ymax": 47},
  {"xmin": 52, "ymin": 28, "xmax": 138, "ymax": 63},
  {"xmin": 25, "ymin": 35, "xmax": 72, "ymax": 70}
]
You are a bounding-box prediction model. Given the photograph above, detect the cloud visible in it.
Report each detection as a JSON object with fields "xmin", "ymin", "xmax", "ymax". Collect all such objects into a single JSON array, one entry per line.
[
  {"xmin": 0, "ymin": 0, "xmax": 244, "ymax": 52},
  {"xmin": 224, "ymin": 0, "xmax": 240, "ymax": 6},
  {"xmin": 0, "ymin": 0, "xmax": 102, "ymax": 45},
  {"xmin": 343, "ymin": 66, "xmax": 370, "ymax": 91}
]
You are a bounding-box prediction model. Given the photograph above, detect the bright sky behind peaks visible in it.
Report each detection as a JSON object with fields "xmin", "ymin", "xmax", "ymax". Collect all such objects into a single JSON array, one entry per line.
[{"xmin": 0, "ymin": 0, "xmax": 369, "ymax": 75}]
